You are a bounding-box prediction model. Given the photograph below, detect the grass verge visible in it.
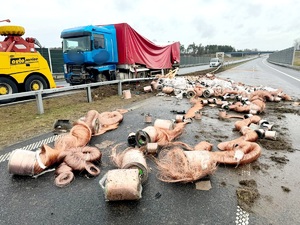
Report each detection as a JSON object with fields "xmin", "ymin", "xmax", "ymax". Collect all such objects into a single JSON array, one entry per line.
[{"xmin": 0, "ymin": 59, "xmax": 252, "ymax": 151}]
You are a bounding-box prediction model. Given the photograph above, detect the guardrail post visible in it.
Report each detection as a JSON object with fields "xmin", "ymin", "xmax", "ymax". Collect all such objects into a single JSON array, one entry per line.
[
  {"xmin": 86, "ymin": 85, "xmax": 92, "ymax": 103},
  {"xmin": 118, "ymin": 80, "xmax": 122, "ymax": 96},
  {"xmin": 36, "ymin": 91, "xmax": 44, "ymax": 114}
]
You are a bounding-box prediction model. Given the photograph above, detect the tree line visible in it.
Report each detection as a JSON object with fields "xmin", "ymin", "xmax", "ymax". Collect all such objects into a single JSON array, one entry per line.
[{"xmin": 180, "ymin": 43, "xmax": 236, "ymax": 55}]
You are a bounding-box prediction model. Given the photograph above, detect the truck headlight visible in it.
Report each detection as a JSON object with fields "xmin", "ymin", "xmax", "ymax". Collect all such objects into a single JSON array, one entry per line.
[{"xmin": 63, "ymin": 64, "xmax": 68, "ymax": 74}]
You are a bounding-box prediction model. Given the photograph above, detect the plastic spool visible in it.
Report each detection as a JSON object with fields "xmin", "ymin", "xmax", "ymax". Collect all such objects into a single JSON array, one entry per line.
[
  {"xmin": 121, "ymin": 148, "xmax": 148, "ymax": 183},
  {"xmin": 221, "ymin": 103, "xmax": 229, "ymax": 110},
  {"xmin": 143, "ymin": 86, "xmax": 152, "ymax": 92},
  {"xmin": 249, "ymin": 109, "xmax": 258, "ymax": 115},
  {"xmin": 154, "ymin": 119, "xmax": 174, "ymax": 130},
  {"xmin": 8, "ymin": 149, "xmax": 36, "ymax": 176},
  {"xmin": 156, "ymin": 84, "xmax": 163, "ymax": 91},
  {"xmin": 265, "ymin": 131, "xmax": 277, "ymax": 140},
  {"xmin": 208, "ymin": 98, "xmax": 216, "ymax": 104},
  {"xmin": 186, "ymin": 88, "xmax": 196, "ymax": 98},
  {"xmin": 244, "ymin": 114, "xmax": 253, "ymax": 119},
  {"xmin": 274, "ymin": 96, "xmax": 282, "ymax": 102},
  {"xmin": 123, "ymin": 90, "xmax": 131, "ymax": 99},
  {"xmin": 203, "ymin": 89, "xmax": 214, "ymax": 98},
  {"xmin": 144, "ymin": 114, "xmax": 152, "ymax": 124},
  {"xmin": 100, "ymin": 169, "xmax": 142, "ymax": 201},
  {"xmin": 201, "ymin": 99, "xmax": 209, "ymax": 105},
  {"xmin": 175, "ymin": 115, "xmax": 185, "ymax": 123},
  {"xmin": 236, "ymin": 95, "xmax": 242, "ymax": 101},
  {"xmin": 136, "ymin": 126, "xmax": 158, "ymax": 147},
  {"xmin": 222, "ymin": 94, "xmax": 229, "ymax": 100},
  {"xmin": 146, "ymin": 143, "xmax": 158, "ymax": 154},
  {"xmin": 255, "ymin": 129, "xmax": 266, "ymax": 139},
  {"xmin": 262, "ymin": 123, "xmax": 273, "ymax": 131},
  {"xmin": 127, "ymin": 132, "xmax": 137, "ymax": 147},
  {"xmin": 258, "ymin": 119, "xmax": 269, "ymax": 127}
]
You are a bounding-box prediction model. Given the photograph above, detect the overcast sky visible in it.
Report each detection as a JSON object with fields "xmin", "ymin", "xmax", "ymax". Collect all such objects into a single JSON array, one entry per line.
[{"xmin": 2, "ymin": 0, "xmax": 299, "ymax": 51}]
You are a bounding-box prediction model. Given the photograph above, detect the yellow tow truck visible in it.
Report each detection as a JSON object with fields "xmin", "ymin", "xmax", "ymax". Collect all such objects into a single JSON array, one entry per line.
[{"xmin": 0, "ymin": 19, "xmax": 56, "ymax": 103}]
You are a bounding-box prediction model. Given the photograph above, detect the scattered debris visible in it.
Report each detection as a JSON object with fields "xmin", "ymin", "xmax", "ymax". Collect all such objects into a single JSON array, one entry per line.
[
  {"xmin": 170, "ymin": 110, "xmax": 186, "ymax": 114},
  {"xmin": 95, "ymin": 140, "xmax": 115, "ymax": 149},
  {"xmin": 270, "ymin": 155, "xmax": 289, "ymax": 164},
  {"xmin": 99, "ymin": 169, "xmax": 142, "ymax": 201},
  {"xmin": 195, "ymin": 180, "xmax": 212, "ymax": 191},
  {"xmin": 236, "ymin": 179, "xmax": 260, "ymax": 212},
  {"xmin": 7, "ymin": 71, "xmax": 297, "ymax": 209},
  {"xmin": 53, "ymin": 119, "xmax": 72, "ymax": 134},
  {"xmin": 281, "ymin": 186, "xmax": 291, "ymax": 192},
  {"xmin": 110, "ymin": 146, "xmax": 149, "ymax": 183},
  {"xmin": 155, "ymin": 192, "xmax": 162, "ymax": 199}
]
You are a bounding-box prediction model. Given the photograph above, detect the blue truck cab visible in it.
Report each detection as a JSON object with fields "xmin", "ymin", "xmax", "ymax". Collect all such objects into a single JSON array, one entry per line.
[{"xmin": 61, "ymin": 25, "xmax": 118, "ymax": 84}]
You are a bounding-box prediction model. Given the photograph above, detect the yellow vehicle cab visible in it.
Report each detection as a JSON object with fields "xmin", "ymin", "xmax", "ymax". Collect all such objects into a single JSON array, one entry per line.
[{"xmin": 0, "ymin": 24, "xmax": 56, "ymax": 103}]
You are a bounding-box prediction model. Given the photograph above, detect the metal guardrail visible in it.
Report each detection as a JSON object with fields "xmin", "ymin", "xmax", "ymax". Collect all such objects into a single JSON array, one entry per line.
[
  {"xmin": 0, "ymin": 57, "xmax": 256, "ymax": 114},
  {"xmin": 0, "ymin": 77, "xmax": 154, "ymax": 114}
]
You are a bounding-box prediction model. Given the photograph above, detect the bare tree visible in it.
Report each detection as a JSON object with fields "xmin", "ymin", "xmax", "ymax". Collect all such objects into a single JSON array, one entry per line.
[{"xmin": 294, "ymin": 38, "xmax": 300, "ymax": 50}]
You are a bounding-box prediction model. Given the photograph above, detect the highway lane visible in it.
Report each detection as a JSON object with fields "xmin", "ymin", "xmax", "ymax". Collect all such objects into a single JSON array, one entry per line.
[
  {"xmin": 0, "ymin": 58, "xmax": 299, "ymax": 225},
  {"xmin": 218, "ymin": 57, "xmax": 300, "ymax": 98},
  {"xmin": 217, "ymin": 56, "xmax": 300, "ymax": 224}
]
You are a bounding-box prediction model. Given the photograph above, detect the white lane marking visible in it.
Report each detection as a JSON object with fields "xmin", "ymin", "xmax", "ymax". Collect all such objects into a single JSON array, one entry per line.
[
  {"xmin": 263, "ymin": 60, "xmax": 300, "ymax": 82},
  {"xmin": 0, "ymin": 153, "xmax": 7, "ymax": 163},
  {"xmin": 236, "ymin": 206, "xmax": 250, "ymax": 225},
  {"xmin": 235, "ymin": 164, "xmax": 251, "ymax": 225},
  {"xmin": 3, "ymin": 152, "xmax": 11, "ymax": 161},
  {"xmin": 0, "ymin": 154, "xmax": 5, "ymax": 162},
  {"xmin": 0, "ymin": 134, "xmax": 64, "ymax": 164}
]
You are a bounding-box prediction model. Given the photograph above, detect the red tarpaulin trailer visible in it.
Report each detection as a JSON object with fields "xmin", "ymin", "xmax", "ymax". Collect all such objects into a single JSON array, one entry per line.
[{"xmin": 112, "ymin": 23, "xmax": 180, "ymax": 69}]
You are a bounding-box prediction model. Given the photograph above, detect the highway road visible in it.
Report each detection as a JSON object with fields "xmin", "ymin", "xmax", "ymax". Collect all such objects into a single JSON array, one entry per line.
[
  {"xmin": 218, "ymin": 57, "xmax": 300, "ymax": 99},
  {"xmin": 0, "ymin": 57, "xmax": 299, "ymax": 225}
]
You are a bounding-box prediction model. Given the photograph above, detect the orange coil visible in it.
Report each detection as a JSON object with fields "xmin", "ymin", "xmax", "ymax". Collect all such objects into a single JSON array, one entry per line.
[{"xmin": 194, "ymin": 111, "xmax": 202, "ymax": 120}]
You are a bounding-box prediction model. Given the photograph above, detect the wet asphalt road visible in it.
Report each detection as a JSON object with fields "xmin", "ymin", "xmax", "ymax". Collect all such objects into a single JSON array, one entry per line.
[{"xmin": 0, "ymin": 57, "xmax": 299, "ymax": 225}]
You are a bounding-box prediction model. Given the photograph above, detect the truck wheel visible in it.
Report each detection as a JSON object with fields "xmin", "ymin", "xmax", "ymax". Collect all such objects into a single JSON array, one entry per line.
[
  {"xmin": 0, "ymin": 25, "xmax": 25, "ymax": 36},
  {"xmin": 98, "ymin": 74, "xmax": 108, "ymax": 82},
  {"xmin": 24, "ymin": 75, "xmax": 48, "ymax": 92},
  {"xmin": 109, "ymin": 71, "xmax": 116, "ymax": 80},
  {"xmin": 0, "ymin": 77, "xmax": 18, "ymax": 103}
]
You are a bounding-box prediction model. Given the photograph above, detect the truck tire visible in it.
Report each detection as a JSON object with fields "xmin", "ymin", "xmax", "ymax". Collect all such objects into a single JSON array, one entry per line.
[
  {"xmin": 0, "ymin": 25, "xmax": 25, "ymax": 36},
  {"xmin": 0, "ymin": 77, "xmax": 18, "ymax": 103},
  {"xmin": 24, "ymin": 75, "xmax": 48, "ymax": 92}
]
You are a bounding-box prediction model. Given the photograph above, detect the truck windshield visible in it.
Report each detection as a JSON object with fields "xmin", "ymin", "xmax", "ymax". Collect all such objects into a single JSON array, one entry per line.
[{"xmin": 62, "ymin": 36, "xmax": 91, "ymax": 53}]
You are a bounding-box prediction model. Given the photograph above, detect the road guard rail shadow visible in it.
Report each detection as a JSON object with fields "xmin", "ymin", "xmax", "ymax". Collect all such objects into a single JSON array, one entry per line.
[{"xmin": 0, "ymin": 78, "xmax": 154, "ymax": 114}]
